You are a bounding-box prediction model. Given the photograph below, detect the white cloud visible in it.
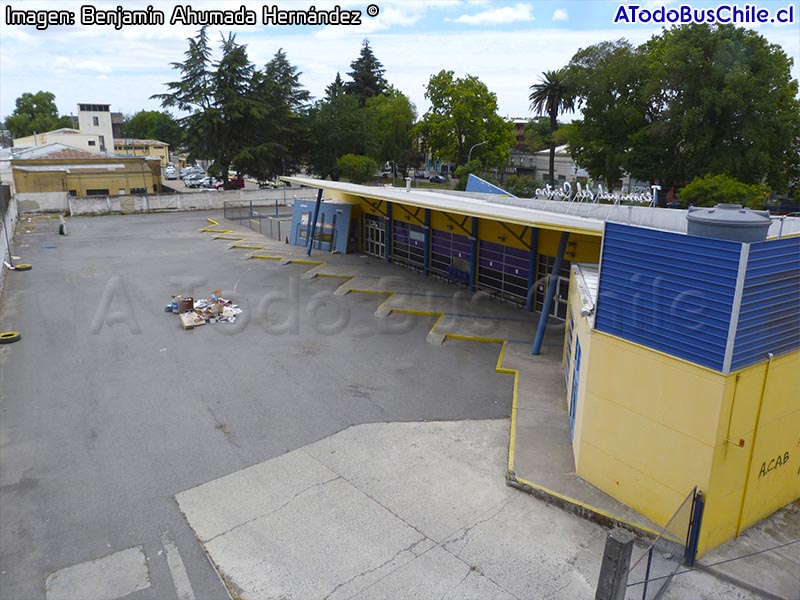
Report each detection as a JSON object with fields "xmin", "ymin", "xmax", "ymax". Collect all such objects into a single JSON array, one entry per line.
[
  {"xmin": 53, "ymin": 56, "xmax": 112, "ymax": 74},
  {"xmin": 314, "ymin": 5, "xmax": 425, "ymax": 40},
  {"xmin": 553, "ymin": 9, "xmax": 568, "ymax": 22},
  {"xmin": 450, "ymin": 3, "xmax": 534, "ymax": 26}
]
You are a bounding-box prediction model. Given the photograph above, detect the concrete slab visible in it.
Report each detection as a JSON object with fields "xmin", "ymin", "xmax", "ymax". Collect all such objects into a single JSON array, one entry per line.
[
  {"xmin": 177, "ymin": 419, "xmax": 764, "ymax": 600},
  {"xmin": 347, "ymin": 545, "xmax": 518, "ymax": 600},
  {"xmin": 176, "ymin": 450, "xmax": 340, "ymax": 543},
  {"xmin": 305, "ymin": 420, "xmax": 514, "ymax": 543},
  {"xmin": 201, "ymin": 477, "xmax": 425, "ymax": 599},
  {"xmin": 44, "ymin": 546, "xmax": 150, "ymax": 600}
]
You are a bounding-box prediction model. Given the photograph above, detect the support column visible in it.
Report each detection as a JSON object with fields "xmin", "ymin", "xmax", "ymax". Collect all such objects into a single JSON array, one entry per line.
[
  {"xmin": 526, "ymin": 227, "xmax": 539, "ymax": 312},
  {"xmin": 306, "ymin": 188, "xmax": 323, "ymax": 257},
  {"xmin": 470, "ymin": 217, "xmax": 479, "ymax": 292},
  {"xmin": 532, "ymin": 231, "xmax": 569, "ymax": 355},
  {"xmin": 385, "ymin": 202, "xmax": 392, "ymax": 263},
  {"xmin": 423, "ymin": 208, "xmax": 431, "ymax": 276}
]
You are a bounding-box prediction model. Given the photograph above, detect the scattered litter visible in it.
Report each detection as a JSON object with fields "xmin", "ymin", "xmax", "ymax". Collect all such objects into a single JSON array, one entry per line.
[
  {"xmin": 165, "ymin": 291, "xmax": 243, "ymax": 330},
  {"xmin": 159, "ymin": 348, "xmax": 167, "ymax": 352}
]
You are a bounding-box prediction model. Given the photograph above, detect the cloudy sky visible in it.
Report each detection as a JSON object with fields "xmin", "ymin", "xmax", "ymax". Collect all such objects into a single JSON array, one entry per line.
[{"xmin": 1, "ymin": 0, "xmax": 798, "ymax": 122}]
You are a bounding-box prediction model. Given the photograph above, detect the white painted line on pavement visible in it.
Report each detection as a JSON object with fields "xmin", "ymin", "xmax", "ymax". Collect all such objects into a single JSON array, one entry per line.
[{"xmin": 161, "ymin": 531, "xmax": 197, "ymax": 600}]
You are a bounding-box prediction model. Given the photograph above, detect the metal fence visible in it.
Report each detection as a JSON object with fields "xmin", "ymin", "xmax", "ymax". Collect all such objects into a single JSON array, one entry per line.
[
  {"xmin": 627, "ymin": 487, "xmax": 705, "ymax": 599},
  {"xmin": 224, "ymin": 190, "xmax": 317, "ymax": 241}
]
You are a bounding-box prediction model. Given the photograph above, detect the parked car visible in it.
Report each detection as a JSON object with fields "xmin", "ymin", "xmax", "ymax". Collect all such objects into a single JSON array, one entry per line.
[
  {"xmin": 429, "ymin": 175, "xmax": 445, "ymax": 184},
  {"xmin": 215, "ymin": 177, "xmax": 245, "ymax": 190},
  {"xmin": 181, "ymin": 166, "xmax": 204, "ymax": 180},
  {"xmin": 184, "ymin": 174, "xmax": 205, "ymax": 187},
  {"xmin": 164, "ymin": 165, "xmax": 177, "ymax": 180}
]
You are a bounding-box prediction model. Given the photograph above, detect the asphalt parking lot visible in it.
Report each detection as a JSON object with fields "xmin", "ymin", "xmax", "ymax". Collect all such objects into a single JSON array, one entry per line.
[
  {"xmin": 0, "ymin": 211, "xmax": 775, "ymax": 600},
  {"xmin": 0, "ymin": 211, "xmax": 512, "ymax": 599}
]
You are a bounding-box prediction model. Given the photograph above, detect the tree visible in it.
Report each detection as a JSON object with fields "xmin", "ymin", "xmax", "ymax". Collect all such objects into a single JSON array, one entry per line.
[
  {"xmin": 679, "ymin": 174, "xmax": 769, "ymax": 208},
  {"xmin": 345, "ymin": 39, "xmax": 387, "ymax": 105},
  {"xmin": 308, "ymin": 79, "xmax": 363, "ymax": 179},
  {"xmin": 153, "ymin": 28, "xmax": 285, "ymax": 182},
  {"xmin": 566, "ymin": 40, "xmax": 647, "ymax": 190},
  {"xmin": 250, "ymin": 48, "xmax": 312, "ymax": 177},
  {"xmin": 5, "ymin": 91, "xmax": 72, "ymax": 138},
  {"xmin": 337, "ymin": 154, "xmax": 379, "ymax": 184},
  {"xmin": 364, "ymin": 88, "xmax": 417, "ymax": 172},
  {"xmin": 122, "ymin": 111, "xmax": 182, "ymax": 150},
  {"xmin": 415, "ymin": 70, "xmax": 515, "ymax": 171},
  {"xmin": 566, "ymin": 25, "xmax": 800, "ymax": 192},
  {"xmin": 528, "ymin": 69, "xmax": 576, "ymax": 185},
  {"xmin": 631, "ymin": 24, "xmax": 800, "ymax": 190}
]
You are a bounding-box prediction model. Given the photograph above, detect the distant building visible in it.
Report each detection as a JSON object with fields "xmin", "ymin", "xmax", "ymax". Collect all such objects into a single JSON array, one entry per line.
[
  {"xmin": 13, "ymin": 128, "xmax": 103, "ymax": 153},
  {"xmin": 10, "ymin": 143, "xmax": 161, "ymax": 197},
  {"xmin": 114, "ymin": 138, "xmax": 170, "ymax": 167},
  {"xmin": 14, "ymin": 103, "xmax": 170, "ymax": 167},
  {"xmin": 76, "ymin": 103, "xmax": 114, "ymax": 153}
]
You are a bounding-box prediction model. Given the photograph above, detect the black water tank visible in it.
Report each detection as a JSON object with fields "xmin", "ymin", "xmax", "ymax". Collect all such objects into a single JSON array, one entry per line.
[{"xmin": 686, "ymin": 203, "xmax": 771, "ymax": 242}]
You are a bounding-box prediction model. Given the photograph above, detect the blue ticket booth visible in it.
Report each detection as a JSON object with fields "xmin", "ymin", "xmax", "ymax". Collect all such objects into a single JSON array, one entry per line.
[{"xmin": 290, "ymin": 199, "xmax": 357, "ymax": 254}]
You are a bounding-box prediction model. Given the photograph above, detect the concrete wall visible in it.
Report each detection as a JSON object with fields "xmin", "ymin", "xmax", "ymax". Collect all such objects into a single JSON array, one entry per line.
[
  {"xmin": 0, "ymin": 192, "xmax": 19, "ymax": 300},
  {"xmin": 15, "ymin": 188, "xmax": 309, "ymax": 216},
  {"xmin": 16, "ymin": 192, "xmax": 70, "ymax": 213}
]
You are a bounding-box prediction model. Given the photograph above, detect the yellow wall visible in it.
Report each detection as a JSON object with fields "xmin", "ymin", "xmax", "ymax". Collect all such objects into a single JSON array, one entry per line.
[
  {"xmin": 13, "ymin": 159, "xmax": 159, "ymax": 196},
  {"xmin": 114, "ymin": 142, "xmax": 170, "ymax": 166},
  {"xmin": 564, "ymin": 272, "xmax": 595, "ymax": 467},
  {"xmin": 334, "ymin": 194, "xmax": 603, "ymax": 264},
  {"xmin": 576, "ymin": 332, "xmax": 726, "ymax": 532},
  {"xmin": 704, "ymin": 352, "xmax": 800, "ymax": 549},
  {"xmin": 576, "ymin": 328, "xmax": 800, "ymax": 555}
]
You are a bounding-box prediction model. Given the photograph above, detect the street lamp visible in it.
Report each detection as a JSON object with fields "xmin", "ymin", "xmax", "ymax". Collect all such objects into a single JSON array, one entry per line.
[{"xmin": 467, "ymin": 140, "xmax": 488, "ymax": 165}]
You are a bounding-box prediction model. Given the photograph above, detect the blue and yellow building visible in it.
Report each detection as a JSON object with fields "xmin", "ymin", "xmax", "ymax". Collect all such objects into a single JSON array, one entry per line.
[{"xmin": 284, "ymin": 176, "xmax": 799, "ymax": 556}]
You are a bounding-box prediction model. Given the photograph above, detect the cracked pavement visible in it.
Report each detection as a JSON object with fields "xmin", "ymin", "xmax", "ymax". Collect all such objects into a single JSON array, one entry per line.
[{"xmin": 175, "ymin": 419, "xmax": 759, "ymax": 600}]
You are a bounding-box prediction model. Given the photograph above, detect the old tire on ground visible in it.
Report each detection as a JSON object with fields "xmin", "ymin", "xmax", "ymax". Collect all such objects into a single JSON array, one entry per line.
[{"xmin": 0, "ymin": 331, "xmax": 21, "ymax": 344}]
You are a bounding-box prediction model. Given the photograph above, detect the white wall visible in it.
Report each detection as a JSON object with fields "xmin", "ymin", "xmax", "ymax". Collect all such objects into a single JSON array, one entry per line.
[
  {"xmin": 12, "ymin": 187, "xmax": 315, "ymax": 216},
  {"xmin": 0, "ymin": 192, "xmax": 19, "ymax": 299}
]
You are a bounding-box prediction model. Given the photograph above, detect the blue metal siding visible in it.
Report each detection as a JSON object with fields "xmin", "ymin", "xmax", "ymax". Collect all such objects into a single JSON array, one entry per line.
[
  {"xmin": 731, "ymin": 237, "xmax": 800, "ymax": 371},
  {"xmin": 595, "ymin": 223, "xmax": 742, "ymax": 371}
]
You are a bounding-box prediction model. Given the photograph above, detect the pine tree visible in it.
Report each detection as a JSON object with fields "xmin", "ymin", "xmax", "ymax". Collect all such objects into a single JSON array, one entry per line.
[{"xmin": 345, "ymin": 40, "xmax": 387, "ymax": 105}]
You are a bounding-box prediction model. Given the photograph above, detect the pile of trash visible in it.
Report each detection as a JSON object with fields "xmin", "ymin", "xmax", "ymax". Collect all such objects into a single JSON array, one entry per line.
[{"xmin": 165, "ymin": 290, "xmax": 243, "ymax": 329}]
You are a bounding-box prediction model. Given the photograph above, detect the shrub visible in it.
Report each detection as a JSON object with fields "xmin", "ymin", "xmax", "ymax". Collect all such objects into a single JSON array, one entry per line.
[
  {"xmin": 336, "ymin": 154, "xmax": 380, "ymax": 184},
  {"xmin": 680, "ymin": 174, "xmax": 770, "ymax": 208}
]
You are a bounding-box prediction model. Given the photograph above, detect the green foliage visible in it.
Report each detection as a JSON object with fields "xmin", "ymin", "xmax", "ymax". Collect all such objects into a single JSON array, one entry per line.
[
  {"xmin": 454, "ymin": 160, "xmax": 481, "ymax": 191},
  {"xmin": 364, "ymin": 88, "xmax": 417, "ymax": 169},
  {"xmin": 679, "ymin": 174, "xmax": 769, "ymax": 208},
  {"xmin": 252, "ymin": 48, "xmax": 312, "ymax": 177},
  {"xmin": 5, "ymin": 91, "xmax": 72, "ymax": 138},
  {"xmin": 122, "ymin": 110, "xmax": 182, "ymax": 150},
  {"xmin": 502, "ymin": 175, "xmax": 543, "ymax": 198},
  {"xmin": 153, "ymin": 30, "xmax": 310, "ymax": 181},
  {"xmin": 337, "ymin": 154, "xmax": 379, "ymax": 184},
  {"xmin": 309, "ymin": 90, "xmax": 363, "ymax": 180},
  {"xmin": 567, "ymin": 25, "xmax": 800, "ymax": 191},
  {"xmin": 529, "ymin": 68, "xmax": 576, "ymax": 184},
  {"xmin": 345, "ymin": 39, "xmax": 387, "ymax": 105},
  {"xmin": 415, "ymin": 70, "xmax": 515, "ymax": 169}
]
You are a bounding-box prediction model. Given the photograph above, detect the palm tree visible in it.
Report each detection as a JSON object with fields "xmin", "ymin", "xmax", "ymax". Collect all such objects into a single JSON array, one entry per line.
[{"xmin": 529, "ymin": 69, "xmax": 575, "ymax": 186}]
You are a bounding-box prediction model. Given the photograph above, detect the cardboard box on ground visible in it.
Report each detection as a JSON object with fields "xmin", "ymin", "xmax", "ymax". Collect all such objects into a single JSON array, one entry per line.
[{"xmin": 165, "ymin": 290, "xmax": 243, "ymax": 330}]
